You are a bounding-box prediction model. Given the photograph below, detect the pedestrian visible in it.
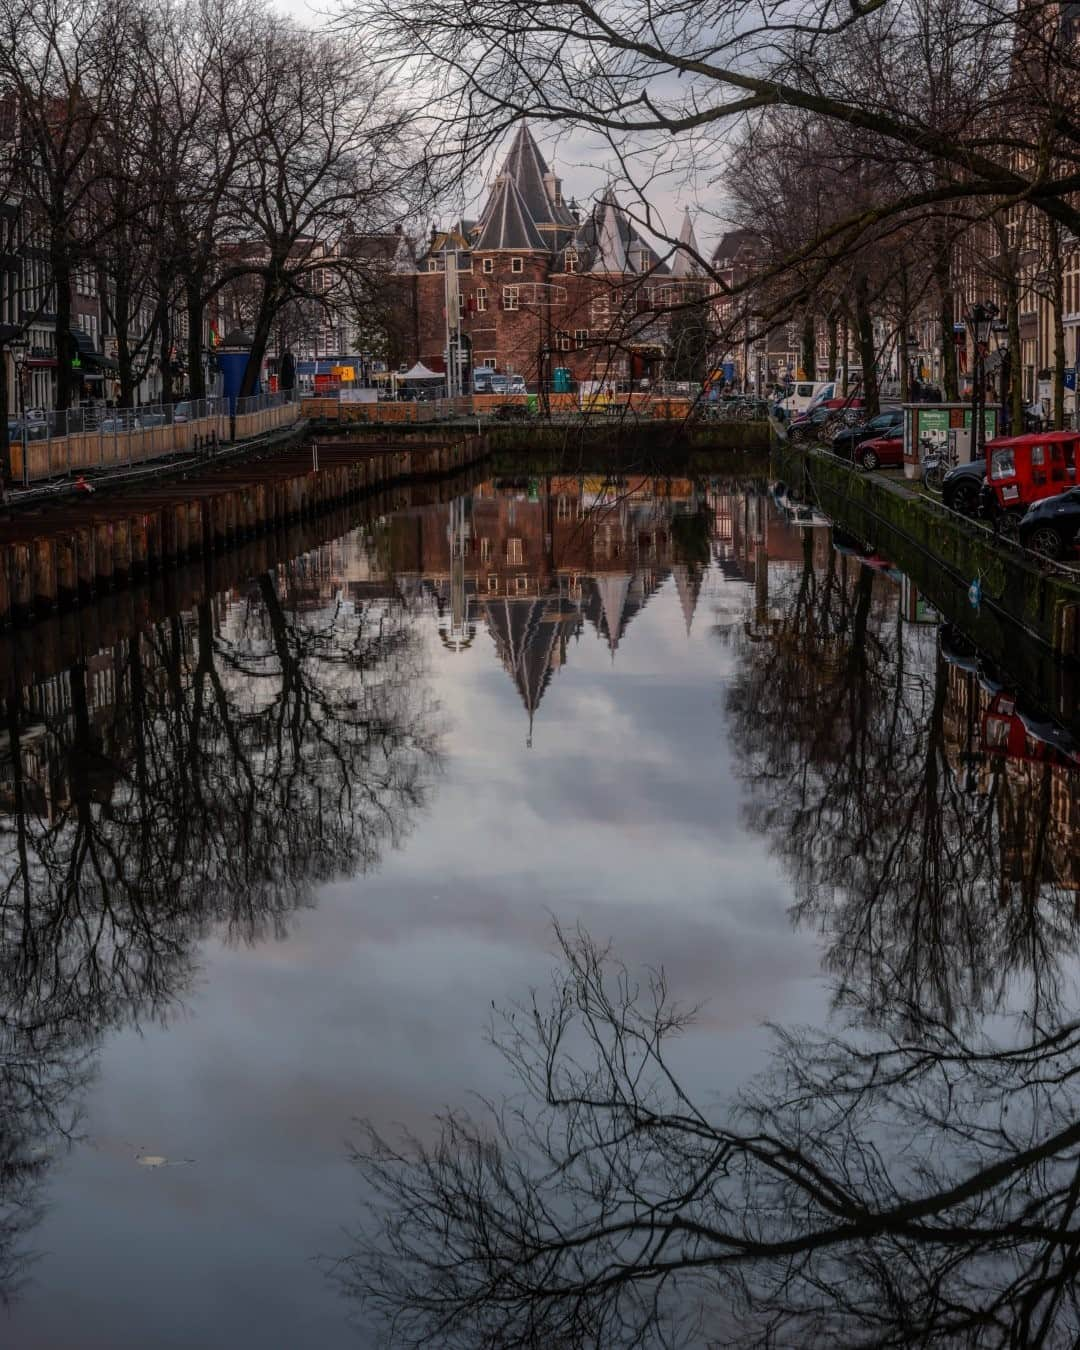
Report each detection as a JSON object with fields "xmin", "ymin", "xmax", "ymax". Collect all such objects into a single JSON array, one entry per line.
[{"xmin": 1026, "ymin": 399, "xmax": 1043, "ymax": 432}]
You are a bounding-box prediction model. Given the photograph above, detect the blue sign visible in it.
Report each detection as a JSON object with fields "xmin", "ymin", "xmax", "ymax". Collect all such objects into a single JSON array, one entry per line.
[{"xmin": 1065, "ymin": 368, "xmax": 1076, "ymax": 391}]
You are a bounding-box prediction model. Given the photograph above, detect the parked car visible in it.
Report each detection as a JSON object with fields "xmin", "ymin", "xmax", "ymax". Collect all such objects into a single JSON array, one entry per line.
[
  {"xmin": 854, "ymin": 435, "xmax": 903, "ymax": 469},
  {"xmin": 788, "ymin": 406, "xmax": 836, "ymax": 444},
  {"xmin": 941, "ymin": 460, "xmax": 986, "ymax": 515},
  {"xmin": 507, "ymin": 374, "xmax": 526, "ymax": 394},
  {"xmin": 171, "ymin": 401, "xmax": 193, "ymax": 423},
  {"xmin": 831, "ymin": 408, "xmax": 903, "ymax": 458},
  {"xmin": 1017, "ymin": 487, "xmax": 1080, "ymax": 559}
]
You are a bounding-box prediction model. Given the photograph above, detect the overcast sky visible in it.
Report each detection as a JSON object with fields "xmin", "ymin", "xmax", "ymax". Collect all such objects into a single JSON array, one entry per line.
[{"xmin": 275, "ymin": 0, "xmax": 731, "ymax": 258}]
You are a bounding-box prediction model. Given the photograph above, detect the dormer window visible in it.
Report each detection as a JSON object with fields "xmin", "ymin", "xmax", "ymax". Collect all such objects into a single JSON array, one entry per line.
[
  {"xmin": 427, "ymin": 259, "xmax": 438, "ymax": 272},
  {"xmin": 565, "ymin": 249, "xmax": 578, "ymax": 274},
  {"xmin": 511, "ymin": 257, "xmax": 523, "ymax": 273}
]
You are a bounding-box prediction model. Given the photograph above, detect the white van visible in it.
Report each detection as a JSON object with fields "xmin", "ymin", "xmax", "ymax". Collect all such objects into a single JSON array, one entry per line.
[{"xmin": 781, "ymin": 381, "xmax": 833, "ymax": 416}]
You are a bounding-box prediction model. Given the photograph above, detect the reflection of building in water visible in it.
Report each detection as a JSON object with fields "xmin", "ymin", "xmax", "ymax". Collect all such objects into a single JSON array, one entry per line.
[
  {"xmin": 385, "ymin": 477, "xmax": 754, "ymax": 732},
  {"xmin": 942, "ymin": 661, "xmax": 1080, "ymax": 896}
]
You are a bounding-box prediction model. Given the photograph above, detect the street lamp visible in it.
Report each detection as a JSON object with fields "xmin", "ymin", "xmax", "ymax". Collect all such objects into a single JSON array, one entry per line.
[
  {"xmin": 964, "ymin": 300, "xmax": 998, "ymax": 459},
  {"xmin": 7, "ymin": 337, "xmax": 29, "ymax": 489},
  {"xmin": 991, "ymin": 319, "xmax": 1010, "ymax": 434}
]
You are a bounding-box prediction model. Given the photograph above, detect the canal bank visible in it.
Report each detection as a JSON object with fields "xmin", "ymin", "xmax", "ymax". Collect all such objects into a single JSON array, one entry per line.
[
  {"xmin": 776, "ymin": 442, "xmax": 1080, "ymax": 662},
  {"xmin": 309, "ymin": 417, "xmax": 772, "ymax": 457},
  {"xmin": 0, "ymin": 433, "xmax": 488, "ymax": 626}
]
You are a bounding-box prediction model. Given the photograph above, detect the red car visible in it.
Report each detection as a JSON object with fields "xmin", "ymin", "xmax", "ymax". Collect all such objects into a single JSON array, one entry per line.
[
  {"xmin": 814, "ymin": 396, "xmax": 866, "ymax": 412},
  {"xmin": 854, "ymin": 435, "xmax": 903, "ymax": 469}
]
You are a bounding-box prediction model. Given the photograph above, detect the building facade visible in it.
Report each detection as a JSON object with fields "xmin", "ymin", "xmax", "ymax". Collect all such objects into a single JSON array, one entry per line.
[{"xmin": 415, "ymin": 126, "xmax": 705, "ymax": 389}]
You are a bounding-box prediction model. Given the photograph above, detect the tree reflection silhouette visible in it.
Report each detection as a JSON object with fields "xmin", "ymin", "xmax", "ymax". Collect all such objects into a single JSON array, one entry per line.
[
  {"xmin": 339, "ymin": 509, "xmax": 1080, "ymax": 1348},
  {"xmin": 727, "ymin": 534, "xmax": 1080, "ymax": 1030},
  {"xmin": 0, "ymin": 562, "xmax": 441, "ymax": 1299},
  {"xmin": 341, "ymin": 926, "xmax": 1080, "ymax": 1349}
]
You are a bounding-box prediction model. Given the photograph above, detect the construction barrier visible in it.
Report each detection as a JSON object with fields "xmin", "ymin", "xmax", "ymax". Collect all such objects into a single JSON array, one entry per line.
[{"xmin": 10, "ymin": 395, "xmax": 300, "ymax": 486}]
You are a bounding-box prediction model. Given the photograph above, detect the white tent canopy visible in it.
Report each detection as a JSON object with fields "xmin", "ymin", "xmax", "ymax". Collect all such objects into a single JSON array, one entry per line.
[{"xmin": 400, "ymin": 362, "xmax": 444, "ymax": 381}]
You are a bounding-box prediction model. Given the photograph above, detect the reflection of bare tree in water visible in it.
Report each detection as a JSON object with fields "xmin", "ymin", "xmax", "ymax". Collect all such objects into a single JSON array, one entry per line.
[
  {"xmin": 0, "ymin": 560, "xmax": 441, "ymax": 1297},
  {"xmin": 727, "ymin": 532, "xmax": 1080, "ymax": 1029},
  {"xmin": 338, "ymin": 509, "xmax": 1080, "ymax": 1347},
  {"xmin": 339, "ymin": 927, "xmax": 1080, "ymax": 1348}
]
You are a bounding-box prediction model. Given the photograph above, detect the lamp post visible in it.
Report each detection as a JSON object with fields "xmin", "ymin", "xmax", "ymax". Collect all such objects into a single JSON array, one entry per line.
[
  {"xmin": 964, "ymin": 301, "xmax": 997, "ymax": 460},
  {"xmin": 8, "ymin": 338, "xmax": 28, "ymax": 489},
  {"xmin": 905, "ymin": 332, "xmax": 919, "ymax": 399},
  {"xmin": 991, "ymin": 318, "xmax": 1010, "ymax": 434}
]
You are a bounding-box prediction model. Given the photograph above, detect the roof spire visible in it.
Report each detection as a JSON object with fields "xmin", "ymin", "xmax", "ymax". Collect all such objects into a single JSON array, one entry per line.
[{"xmin": 671, "ymin": 207, "xmax": 703, "ymax": 279}]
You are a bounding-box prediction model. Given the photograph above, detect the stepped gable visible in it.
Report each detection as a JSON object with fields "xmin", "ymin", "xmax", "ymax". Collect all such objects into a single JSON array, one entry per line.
[
  {"xmin": 560, "ymin": 189, "xmax": 669, "ymax": 276},
  {"xmin": 473, "ymin": 174, "xmax": 549, "ymax": 253},
  {"xmin": 671, "ymin": 208, "xmax": 704, "ymax": 279},
  {"xmin": 497, "ymin": 124, "xmax": 577, "ymax": 234}
]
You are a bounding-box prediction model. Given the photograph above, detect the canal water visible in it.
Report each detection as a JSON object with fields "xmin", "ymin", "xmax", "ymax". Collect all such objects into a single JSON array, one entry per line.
[{"xmin": 1, "ymin": 471, "xmax": 1078, "ymax": 1347}]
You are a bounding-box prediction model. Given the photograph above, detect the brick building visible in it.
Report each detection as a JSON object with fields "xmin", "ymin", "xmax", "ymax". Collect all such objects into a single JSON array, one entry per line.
[{"xmin": 414, "ymin": 126, "xmax": 705, "ymax": 389}]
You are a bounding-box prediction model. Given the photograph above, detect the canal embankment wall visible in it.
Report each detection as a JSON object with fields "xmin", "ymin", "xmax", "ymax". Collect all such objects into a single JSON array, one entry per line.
[
  {"xmin": 775, "ymin": 442, "xmax": 1080, "ymax": 663},
  {"xmin": 0, "ymin": 465, "xmax": 487, "ymax": 696},
  {"xmin": 310, "ymin": 416, "xmax": 772, "ymax": 457},
  {"xmin": 0, "ymin": 434, "xmax": 488, "ymax": 627}
]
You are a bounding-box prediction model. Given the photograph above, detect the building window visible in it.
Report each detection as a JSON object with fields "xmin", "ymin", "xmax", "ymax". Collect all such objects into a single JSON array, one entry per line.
[
  {"xmin": 482, "ymin": 358, "xmax": 497, "ymax": 369},
  {"xmin": 475, "ymin": 287, "xmax": 487, "ymax": 312},
  {"xmin": 487, "ymin": 575, "xmax": 499, "ymax": 593},
  {"xmin": 503, "ymin": 287, "xmax": 519, "ymax": 311},
  {"xmin": 574, "ymin": 328, "xmax": 588, "ymax": 348},
  {"xmin": 565, "ymin": 249, "xmax": 578, "ymax": 274},
  {"xmin": 480, "ymin": 537, "xmax": 491, "ymax": 561},
  {"xmin": 459, "ymin": 253, "xmax": 472, "ymax": 270},
  {"xmin": 515, "ymin": 575, "xmax": 529, "ymax": 592},
  {"xmin": 482, "ymin": 258, "xmax": 494, "ymax": 274},
  {"xmin": 507, "ymin": 537, "xmax": 523, "ymax": 563},
  {"xmin": 556, "ymin": 332, "xmax": 571, "ymax": 351},
  {"xmin": 458, "ymin": 294, "xmax": 465, "ymax": 316},
  {"xmin": 511, "ymin": 257, "xmax": 523, "ymax": 273},
  {"xmin": 428, "ymin": 259, "xmax": 438, "ymax": 272}
]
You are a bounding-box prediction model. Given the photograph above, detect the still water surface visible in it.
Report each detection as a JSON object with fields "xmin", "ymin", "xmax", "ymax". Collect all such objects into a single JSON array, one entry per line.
[{"xmin": 2, "ymin": 472, "xmax": 1079, "ymax": 1346}]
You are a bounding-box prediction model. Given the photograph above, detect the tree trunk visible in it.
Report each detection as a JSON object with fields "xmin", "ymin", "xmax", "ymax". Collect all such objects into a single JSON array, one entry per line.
[
  {"xmin": 827, "ymin": 313, "xmax": 838, "ymax": 382},
  {"xmin": 933, "ymin": 224, "xmax": 958, "ymax": 401},
  {"xmin": 0, "ymin": 346, "xmax": 11, "ymax": 492},
  {"xmin": 801, "ymin": 312, "xmax": 815, "ymax": 381},
  {"xmin": 854, "ymin": 276, "xmax": 880, "ymax": 417},
  {"xmin": 1007, "ymin": 287, "xmax": 1023, "ymax": 432},
  {"xmin": 157, "ymin": 295, "xmax": 173, "ymax": 407},
  {"xmin": 52, "ymin": 249, "xmax": 75, "ymax": 414},
  {"xmin": 840, "ymin": 313, "xmax": 849, "ymax": 396},
  {"xmin": 241, "ymin": 275, "xmax": 279, "ymax": 398},
  {"xmin": 1049, "ymin": 225, "xmax": 1066, "ymax": 429},
  {"xmin": 186, "ymin": 281, "xmax": 206, "ymax": 400}
]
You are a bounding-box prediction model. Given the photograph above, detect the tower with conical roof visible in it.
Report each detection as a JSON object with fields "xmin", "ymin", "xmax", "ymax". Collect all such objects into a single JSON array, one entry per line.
[
  {"xmin": 671, "ymin": 208, "xmax": 704, "ymax": 279},
  {"xmin": 483, "ymin": 125, "xmax": 577, "ymax": 250}
]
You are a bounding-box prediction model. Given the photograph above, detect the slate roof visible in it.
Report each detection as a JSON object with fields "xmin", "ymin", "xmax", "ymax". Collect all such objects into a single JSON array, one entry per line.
[
  {"xmin": 671, "ymin": 209, "xmax": 704, "ymax": 279},
  {"xmin": 497, "ymin": 124, "xmax": 577, "ymax": 232},
  {"xmin": 558, "ymin": 190, "xmax": 669, "ymax": 276},
  {"xmin": 473, "ymin": 175, "xmax": 549, "ymax": 252}
]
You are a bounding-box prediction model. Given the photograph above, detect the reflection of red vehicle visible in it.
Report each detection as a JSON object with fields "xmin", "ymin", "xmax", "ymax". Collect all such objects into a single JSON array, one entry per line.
[
  {"xmin": 854, "ymin": 435, "xmax": 903, "ymax": 469},
  {"xmin": 981, "ymin": 431, "xmax": 1080, "ymax": 526},
  {"xmin": 982, "ymin": 692, "xmax": 1080, "ymax": 769}
]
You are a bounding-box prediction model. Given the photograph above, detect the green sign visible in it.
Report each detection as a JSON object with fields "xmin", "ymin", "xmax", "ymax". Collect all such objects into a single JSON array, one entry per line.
[
  {"xmin": 962, "ymin": 408, "xmax": 997, "ymax": 438},
  {"xmin": 71, "ymin": 354, "xmax": 81, "ymax": 370},
  {"xmin": 917, "ymin": 409, "xmax": 950, "ymax": 436}
]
